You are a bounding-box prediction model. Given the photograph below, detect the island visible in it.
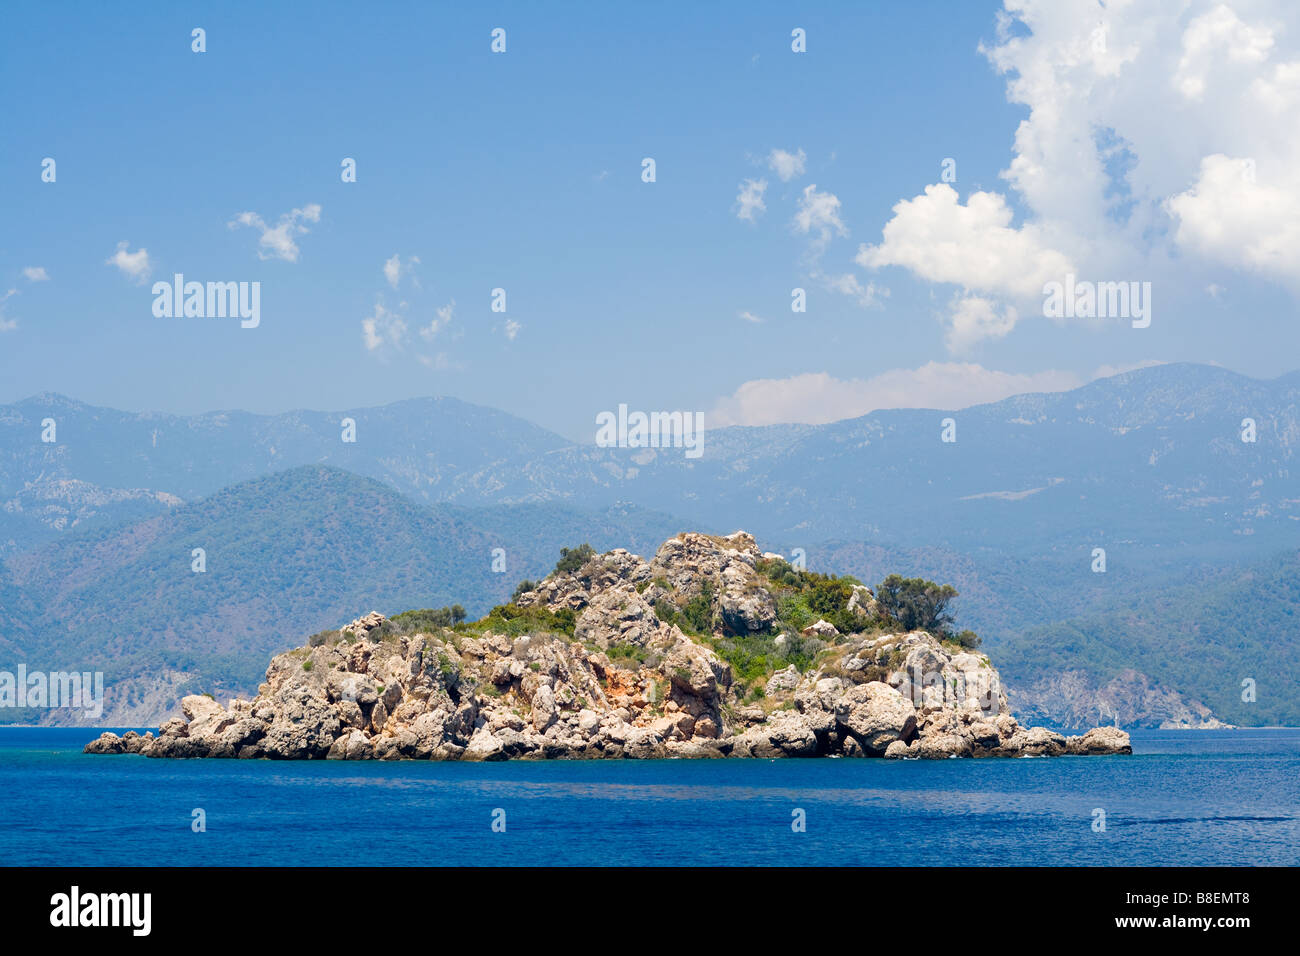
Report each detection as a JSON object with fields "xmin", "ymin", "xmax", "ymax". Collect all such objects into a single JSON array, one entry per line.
[{"xmin": 86, "ymin": 532, "xmax": 1131, "ymax": 761}]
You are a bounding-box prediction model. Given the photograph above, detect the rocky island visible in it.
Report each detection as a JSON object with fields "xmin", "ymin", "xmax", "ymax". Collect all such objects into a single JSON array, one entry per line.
[{"xmin": 85, "ymin": 532, "xmax": 1131, "ymax": 761}]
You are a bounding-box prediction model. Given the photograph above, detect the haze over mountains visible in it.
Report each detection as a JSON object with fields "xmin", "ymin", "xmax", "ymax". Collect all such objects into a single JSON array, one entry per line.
[
  {"xmin": 7, "ymin": 363, "xmax": 1297, "ymax": 554},
  {"xmin": 2, "ymin": 362, "xmax": 1297, "ymax": 726}
]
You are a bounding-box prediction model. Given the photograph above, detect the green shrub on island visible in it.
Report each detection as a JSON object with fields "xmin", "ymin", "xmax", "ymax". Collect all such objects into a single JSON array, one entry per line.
[
  {"xmin": 875, "ymin": 574, "xmax": 958, "ymax": 634},
  {"xmin": 473, "ymin": 602, "xmax": 576, "ymax": 639},
  {"xmin": 756, "ymin": 558, "xmax": 869, "ymax": 636},
  {"xmin": 607, "ymin": 642, "xmax": 648, "ymax": 665},
  {"xmin": 553, "ymin": 544, "xmax": 596, "ymax": 576},
  {"xmin": 391, "ymin": 605, "xmax": 467, "ymax": 631},
  {"xmin": 651, "ymin": 580, "xmax": 716, "ymax": 637}
]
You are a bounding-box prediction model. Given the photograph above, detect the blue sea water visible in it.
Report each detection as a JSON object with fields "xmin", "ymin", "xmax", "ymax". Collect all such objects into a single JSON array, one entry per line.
[{"xmin": 0, "ymin": 727, "xmax": 1296, "ymax": 866}]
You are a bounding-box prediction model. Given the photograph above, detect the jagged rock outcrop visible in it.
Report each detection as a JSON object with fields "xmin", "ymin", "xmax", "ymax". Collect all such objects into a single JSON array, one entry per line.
[{"xmin": 86, "ymin": 531, "xmax": 1131, "ymax": 761}]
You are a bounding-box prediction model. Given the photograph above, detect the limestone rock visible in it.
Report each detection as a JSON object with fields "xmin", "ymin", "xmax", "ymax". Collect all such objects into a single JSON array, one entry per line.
[
  {"xmin": 765, "ymin": 665, "xmax": 801, "ymax": 695},
  {"xmin": 836, "ymin": 682, "xmax": 917, "ymax": 754},
  {"xmin": 801, "ymin": 619, "xmax": 840, "ymax": 638},
  {"xmin": 883, "ymin": 739, "xmax": 911, "ymax": 759},
  {"xmin": 1066, "ymin": 725, "xmax": 1132, "ymax": 755},
  {"xmin": 341, "ymin": 611, "xmax": 387, "ymax": 641},
  {"xmin": 83, "ymin": 732, "xmax": 125, "ymax": 755}
]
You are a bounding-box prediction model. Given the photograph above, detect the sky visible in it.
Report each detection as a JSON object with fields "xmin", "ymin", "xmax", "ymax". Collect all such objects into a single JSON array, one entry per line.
[{"xmin": 3, "ymin": 0, "xmax": 1299, "ymax": 441}]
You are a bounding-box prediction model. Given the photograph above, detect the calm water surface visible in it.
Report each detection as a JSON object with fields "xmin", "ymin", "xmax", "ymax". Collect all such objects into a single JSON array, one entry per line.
[{"xmin": 1, "ymin": 728, "xmax": 1295, "ymax": 866}]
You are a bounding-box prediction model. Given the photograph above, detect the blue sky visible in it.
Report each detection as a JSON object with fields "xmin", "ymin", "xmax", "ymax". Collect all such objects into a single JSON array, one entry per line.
[{"xmin": 3, "ymin": 1, "xmax": 1299, "ymax": 441}]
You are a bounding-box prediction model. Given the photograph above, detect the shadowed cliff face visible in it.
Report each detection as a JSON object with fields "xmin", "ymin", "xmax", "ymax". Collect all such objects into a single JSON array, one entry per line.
[
  {"xmin": 1008, "ymin": 669, "xmax": 1231, "ymax": 730},
  {"xmin": 85, "ymin": 532, "xmax": 1131, "ymax": 761}
]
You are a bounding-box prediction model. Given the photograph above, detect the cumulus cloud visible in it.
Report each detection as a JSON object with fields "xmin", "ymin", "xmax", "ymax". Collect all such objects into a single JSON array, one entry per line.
[
  {"xmin": 361, "ymin": 300, "xmax": 407, "ymax": 352},
  {"xmin": 735, "ymin": 178, "xmax": 768, "ymax": 222},
  {"xmin": 856, "ymin": 185, "xmax": 1071, "ymax": 349},
  {"xmin": 792, "ymin": 184, "xmax": 847, "ymax": 256},
  {"xmin": 1167, "ymin": 153, "xmax": 1300, "ymax": 286},
  {"xmin": 858, "ymin": 185, "xmax": 1072, "ymax": 301},
  {"xmin": 853, "ymin": 1, "xmax": 1300, "ymax": 348},
  {"xmin": 362, "ymin": 286, "xmax": 456, "ymax": 370},
  {"xmin": 1174, "ymin": 4, "xmax": 1274, "ymax": 100},
  {"xmin": 945, "ymin": 295, "xmax": 1020, "ymax": 352},
  {"xmin": 504, "ymin": 318, "xmax": 521, "ymax": 341},
  {"xmin": 421, "ymin": 301, "xmax": 454, "ymax": 342},
  {"xmin": 22, "ymin": 267, "xmax": 48, "ymax": 282},
  {"xmin": 104, "ymin": 241, "xmax": 151, "ymax": 283},
  {"xmin": 228, "ymin": 204, "xmax": 321, "ymax": 262},
  {"xmin": 709, "ymin": 361, "xmax": 1168, "ymax": 428},
  {"xmin": 383, "ymin": 254, "xmax": 420, "ymax": 289},
  {"xmin": 767, "ymin": 148, "xmax": 807, "ymax": 182}
]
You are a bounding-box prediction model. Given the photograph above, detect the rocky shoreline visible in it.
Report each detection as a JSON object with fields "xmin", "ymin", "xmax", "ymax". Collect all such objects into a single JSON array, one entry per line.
[{"xmin": 85, "ymin": 531, "xmax": 1131, "ymax": 761}]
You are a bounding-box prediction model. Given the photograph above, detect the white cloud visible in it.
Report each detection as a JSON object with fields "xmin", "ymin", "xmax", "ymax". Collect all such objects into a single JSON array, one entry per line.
[
  {"xmin": 946, "ymin": 295, "xmax": 1020, "ymax": 352},
  {"xmin": 1174, "ymin": 5, "xmax": 1274, "ymax": 101},
  {"xmin": 709, "ymin": 361, "xmax": 1165, "ymax": 427},
  {"xmin": 228, "ymin": 204, "xmax": 321, "ymax": 262},
  {"xmin": 361, "ymin": 300, "xmax": 407, "ymax": 352},
  {"xmin": 858, "ymin": 185, "xmax": 1073, "ymax": 301},
  {"xmin": 856, "ymin": 185, "xmax": 1070, "ymax": 348},
  {"xmin": 421, "ymin": 301, "xmax": 454, "ymax": 342},
  {"xmin": 852, "ymin": 1, "xmax": 1300, "ymax": 348},
  {"xmin": 767, "ymin": 148, "xmax": 807, "ymax": 182},
  {"xmin": 362, "ymin": 287, "xmax": 454, "ymax": 368},
  {"xmin": 792, "ymin": 184, "xmax": 847, "ymax": 256},
  {"xmin": 738, "ymin": 310, "xmax": 765, "ymax": 323},
  {"xmin": 22, "ymin": 266, "xmax": 48, "ymax": 282},
  {"xmin": 815, "ymin": 270, "xmax": 888, "ymax": 309},
  {"xmin": 104, "ymin": 241, "xmax": 151, "ymax": 283},
  {"xmin": 1166, "ymin": 154, "xmax": 1300, "ymax": 287},
  {"xmin": 383, "ymin": 254, "xmax": 420, "ymax": 289},
  {"xmin": 735, "ymin": 178, "xmax": 768, "ymax": 223},
  {"xmin": 504, "ymin": 318, "xmax": 521, "ymax": 340}
]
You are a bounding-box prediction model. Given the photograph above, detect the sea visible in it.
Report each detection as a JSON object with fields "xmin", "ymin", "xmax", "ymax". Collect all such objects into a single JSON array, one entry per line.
[{"xmin": 1, "ymin": 727, "xmax": 1296, "ymax": 866}]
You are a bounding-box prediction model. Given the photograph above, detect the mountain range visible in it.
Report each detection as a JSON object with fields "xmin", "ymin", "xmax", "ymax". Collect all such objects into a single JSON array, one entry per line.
[{"xmin": 2, "ymin": 362, "xmax": 1297, "ymax": 726}]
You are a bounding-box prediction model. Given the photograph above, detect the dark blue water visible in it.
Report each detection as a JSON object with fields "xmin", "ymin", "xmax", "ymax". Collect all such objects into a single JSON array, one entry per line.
[{"xmin": 1, "ymin": 728, "xmax": 1296, "ymax": 866}]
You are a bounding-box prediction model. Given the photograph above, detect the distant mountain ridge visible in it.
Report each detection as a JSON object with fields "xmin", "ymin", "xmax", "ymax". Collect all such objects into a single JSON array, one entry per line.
[
  {"xmin": 5, "ymin": 363, "xmax": 1298, "ymax": 558},
  {"xmin": 0, "ymin": 393, "xmax": 572, "ymax": 554}
]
